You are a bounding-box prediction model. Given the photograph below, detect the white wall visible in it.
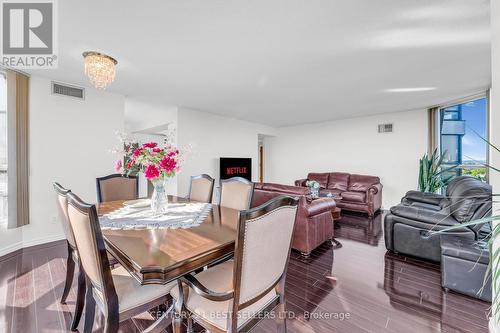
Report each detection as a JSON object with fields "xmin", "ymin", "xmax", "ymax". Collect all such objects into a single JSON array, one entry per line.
[
  {"xmin": 0, "ymin": 75, "xmax": 125, "ymax": 255},
  {"xmin": 177, "ymin": 107, "xmax": 275, "ymax": 198},
  {"xmin": 265, "ymin": 109, "xmax": 428, "ymax": 208}
]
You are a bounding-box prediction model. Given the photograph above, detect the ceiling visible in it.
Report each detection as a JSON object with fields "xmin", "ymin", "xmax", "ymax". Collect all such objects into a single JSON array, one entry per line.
[{"xmin": 29, "ymin": 0, "xmax": 491, "ymax": 127}]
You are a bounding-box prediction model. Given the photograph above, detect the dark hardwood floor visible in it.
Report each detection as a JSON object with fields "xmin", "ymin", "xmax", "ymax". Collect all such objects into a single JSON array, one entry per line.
[{"xmin": 0, "ymin": 212, "xmax": 490, "ymax": 332}]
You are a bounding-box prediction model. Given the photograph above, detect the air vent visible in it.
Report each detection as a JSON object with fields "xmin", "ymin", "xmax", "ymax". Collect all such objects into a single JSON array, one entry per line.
[
  {"xmin": 51, "ymin": 82, "xmax": 85, "ymax": 100},
  {"xmin": 378, "ymin": 123, "xmax": 393, "ymax": 133}
]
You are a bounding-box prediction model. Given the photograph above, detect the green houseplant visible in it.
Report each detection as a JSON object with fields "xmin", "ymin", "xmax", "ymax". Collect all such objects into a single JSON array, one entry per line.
[
  {"xmin": 418, "ymin": 148, "xmax": 455, "ymax": 192},
  {"xmin": 430, "ymin": 139, "xmax": 499, "ymax": 321}
]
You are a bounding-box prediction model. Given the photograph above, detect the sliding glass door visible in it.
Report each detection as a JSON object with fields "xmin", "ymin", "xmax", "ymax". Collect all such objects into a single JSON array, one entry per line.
[{"xmin": 439, "ymin": 96, "xmax": 488, "ymax": 182}]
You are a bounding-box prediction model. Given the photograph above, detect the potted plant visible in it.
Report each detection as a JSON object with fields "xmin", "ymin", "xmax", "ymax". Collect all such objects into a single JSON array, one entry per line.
[
  {"xmin": 116, "ymin": 141, "xmax": 182, "ymax": 214},
  {"xmin": 418, "ymin": 148, "xmax": 456, "ymax": 192},
  {"xmin": 430, "ymin": 138, "xmax": 499, "ymax": 322},
  {"xmin": 306, "ymin": 180, "xmax": 320, "ymax": 198}
]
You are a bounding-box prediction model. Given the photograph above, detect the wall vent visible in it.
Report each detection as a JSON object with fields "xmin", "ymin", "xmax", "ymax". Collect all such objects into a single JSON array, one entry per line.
[
  {"xmin": 378, "ymin": 123, "xmax": 393, "ymax": 133},
  {"xmin": 51, "ymin": 82, "xmax": 85, "ymax": 100}
]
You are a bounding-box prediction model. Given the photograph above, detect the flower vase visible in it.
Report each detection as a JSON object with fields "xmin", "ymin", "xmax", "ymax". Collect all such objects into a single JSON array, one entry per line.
[{"xmin": 151, "ymin": 178, "xmax": 168, "ymax": 214}]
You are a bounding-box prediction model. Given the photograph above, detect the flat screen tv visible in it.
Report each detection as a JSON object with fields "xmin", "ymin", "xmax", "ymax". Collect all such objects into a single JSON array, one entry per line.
[{"xmin": 220, "ymin": 157, "xmax": 252, "ymax": 181}]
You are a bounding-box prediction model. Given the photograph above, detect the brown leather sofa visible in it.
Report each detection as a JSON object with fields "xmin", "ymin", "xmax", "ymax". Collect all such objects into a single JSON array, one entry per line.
[
  {"xmin": 295, "ymin": 172, "xmax": 382, "ymax": 216},
  {"xmin": 251, "ymin": 183, "xmax": 336, "ymax": 257}
]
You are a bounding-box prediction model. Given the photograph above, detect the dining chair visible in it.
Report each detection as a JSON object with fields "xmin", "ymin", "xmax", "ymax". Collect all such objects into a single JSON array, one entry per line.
[
  {"xmin": 170, "ymin": 195, "xmax": 299, "ymax": 333},
  {"xmin": 54, "ymin": 183, "xmax": 120, "ymax": 331},
  {"xmin": 66, "ymin": 192, "xmax": 175, "ymax": 333},
  {"xmin": 188, "ymin": 174, "xmax": 215, "ymax": 203},
  {"xmin": 53, "ymin": 182, "xmax": 86, "ymax": 331},
  {"xmin": 219, "ymin": 177, "xmax": 254, "ymax": 211},
  {"xmin": 96, "ymin": 174, "xmax": 138, "ymax": 203}
]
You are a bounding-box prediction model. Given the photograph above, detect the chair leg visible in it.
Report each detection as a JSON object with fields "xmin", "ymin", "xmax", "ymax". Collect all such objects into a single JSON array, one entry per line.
[
  {"xmin": 275, "ymin": 301, "xmax": 287, "ymax": 333},
  {"xmin": 70, "ymin": 268, "xmax": 86, "ymax": 331},
  {"xmin": 61, "ymin": 246, "xmax": 75, "ymax": 304},
  {"xmin": 84, "ymin": 281, "xmax": 96, "ymax": 333},
  {"xmin": 103, "ymin": 315, "xmax": 119, "ymax": 333}
]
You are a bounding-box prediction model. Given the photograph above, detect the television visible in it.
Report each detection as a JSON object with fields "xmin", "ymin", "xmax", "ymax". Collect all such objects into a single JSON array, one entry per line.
[{"xmin": 220, "ymin": 157, "xmax": 252, "ymax": 181}]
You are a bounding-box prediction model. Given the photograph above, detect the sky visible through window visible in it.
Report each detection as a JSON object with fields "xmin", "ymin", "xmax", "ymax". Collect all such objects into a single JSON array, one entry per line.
[{"xmin": 461, "ymin": 98, "xmax": 487, "ymax": 163}]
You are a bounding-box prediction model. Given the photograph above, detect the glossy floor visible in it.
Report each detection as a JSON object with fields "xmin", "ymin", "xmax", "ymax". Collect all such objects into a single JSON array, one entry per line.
[{"xmin": 0, "ymin": 212, "xmax": 490, "ymax": 332}]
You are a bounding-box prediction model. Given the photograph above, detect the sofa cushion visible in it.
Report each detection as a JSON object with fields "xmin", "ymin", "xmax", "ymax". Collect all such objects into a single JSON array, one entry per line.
[
  {"xmin": 341, "ymin": 191, "xmax": 366, "ymax": 203},
  {"xmin": 307, "ymin": 173, "xmax": 329, "ymax": 189},
  {"xmin": 327, "ymin": 172, "xmax": 350, "ymax": 191},
  {"xmin": 449, "ymin": 178, "xmax": 492, "ymax": 223},
  {"xmin": 348, "ymin": 174, "xmax": 380, "ymax": 192}
]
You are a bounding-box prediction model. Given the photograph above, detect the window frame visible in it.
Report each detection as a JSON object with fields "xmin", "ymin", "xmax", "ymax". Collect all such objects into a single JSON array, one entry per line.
[{"xmin": 435, "ymin": 92, "xmax": 489, "ymax": 183}]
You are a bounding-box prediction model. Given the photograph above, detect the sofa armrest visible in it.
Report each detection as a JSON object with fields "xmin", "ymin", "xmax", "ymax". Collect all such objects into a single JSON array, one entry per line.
[
  {"xmin": 403, "ymin": 190, "xmax": 448, "ymax": 208},
  {"xmin": 306, "ymin": 198, "xmax": 336, "ymax": 217},
  {"xmin": 295, "ymin": 179, "xmax": 308, "ymax": 187},
  {"xmin": 367, "ymin": 183, "xmax": 383, "ymax": 195},
  {"xmin": 390, "ymin": 205, "xmax": 458, "ymax": 226}
]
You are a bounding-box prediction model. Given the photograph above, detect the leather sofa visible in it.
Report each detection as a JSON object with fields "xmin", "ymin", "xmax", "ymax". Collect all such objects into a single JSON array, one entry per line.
[
  {"xmin": 384, "ymin": 176, "xmax": 492, "ymax": 262},
  {"xmin": 251, "ymin": 183, "xmax": 336, "ymax": 257},
  {"xmin": 295, "ymin": 172, "xmax": 382, "ymax": 216}
]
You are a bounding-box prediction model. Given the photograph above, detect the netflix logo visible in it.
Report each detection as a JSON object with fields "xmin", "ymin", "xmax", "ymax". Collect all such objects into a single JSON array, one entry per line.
[
  {"xmin": 226, "ymin": 167, "xmax": 247, "ymax": 175},
  {"xmin": 220, "ymin": 158, "xmax": 252, "ymax": 181}
]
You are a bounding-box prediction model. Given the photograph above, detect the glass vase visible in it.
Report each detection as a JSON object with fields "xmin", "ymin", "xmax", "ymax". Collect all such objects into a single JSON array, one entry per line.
[{"xmin": 151, "ymin": 178, "xmax": 168, "ymax": 214}]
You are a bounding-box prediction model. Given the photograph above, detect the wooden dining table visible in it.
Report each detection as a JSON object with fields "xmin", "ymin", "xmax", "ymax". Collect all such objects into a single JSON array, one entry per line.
[
  {"xmin": 97, "ymin": 195, "xmax": 239, "ymax": 285},
  {"xmin": 96, "ymin": 196, "xmax": 239, "ymax": 332}
]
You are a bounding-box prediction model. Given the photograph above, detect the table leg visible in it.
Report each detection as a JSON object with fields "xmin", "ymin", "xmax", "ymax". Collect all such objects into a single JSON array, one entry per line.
[{"xmin": 173, "ymin": 280, "xmax": 185, "ymax": 333}]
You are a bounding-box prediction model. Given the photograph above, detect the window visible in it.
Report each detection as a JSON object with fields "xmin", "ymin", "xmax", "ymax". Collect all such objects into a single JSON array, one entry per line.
[
  {"xmin": 0, "ymin": 73, "xmax": 6, "ymax": 226},
  {"xmin": 439, "ymin": 97, "xmax": 488, "ymax": 181}
]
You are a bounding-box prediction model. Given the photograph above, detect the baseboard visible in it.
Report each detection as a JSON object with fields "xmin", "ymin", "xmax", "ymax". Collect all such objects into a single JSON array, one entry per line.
[
  {"xmin": 22, "ymin": 233, "xmax": 65, "ymax": 249},
  {"xmin": 0, "ymin": 241, "xmax": 23, "ymax": 258},
  {"xmin": 0, "ymin": 233, "xmax": 65, "ymax": 258}
]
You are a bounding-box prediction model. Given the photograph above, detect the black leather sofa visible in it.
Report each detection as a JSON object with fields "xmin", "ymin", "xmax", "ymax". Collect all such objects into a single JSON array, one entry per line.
[{"xmin": 384, "ymin": 176, "xmax": 492, "ymax": 262}]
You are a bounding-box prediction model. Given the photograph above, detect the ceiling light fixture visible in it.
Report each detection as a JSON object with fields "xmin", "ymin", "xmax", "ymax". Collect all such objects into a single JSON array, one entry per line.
[
  {"xmin": 385, "ymin": 87, "xmax": 436, "ymax": 93},
  {"xmin": 82, "ymin": 51, "xmax": 117, "ymax": 89}
]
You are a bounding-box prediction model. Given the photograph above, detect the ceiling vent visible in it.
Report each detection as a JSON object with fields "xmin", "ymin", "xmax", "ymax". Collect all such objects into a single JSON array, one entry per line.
[
  {"xmin": 51, "ymin": 82, "xmax": 85, "ymax": 100},
  {"xmin": 378, "ymin": 123, "xmax": 393, "ymax": 133}
]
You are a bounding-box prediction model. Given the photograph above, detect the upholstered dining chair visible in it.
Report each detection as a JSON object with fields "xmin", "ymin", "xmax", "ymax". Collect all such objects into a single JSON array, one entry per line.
[
  {"xmin": 66, "ymin": 192, "xmax": 175, "ymax": 333},
  {"xmin": 53, "ymin": 182, "xmax": 86, "ymax": 331},
  {"xmin": 219, "ymin": 177, "xmax": 254, "ymax": 210},
  {"xmin": 188, "ymin": 174, "xmax": 215, "ymax": 203},
  {"xmin": 96, "ymin": 174, "xmax": 138, "ymax": 203},
  {"xmin": 54, "ymin": 183, "xmax": 120, "ymax": 331},
  {"xmin": 170, "ymin": 195, "xmax": 299, "ymax": 333}
]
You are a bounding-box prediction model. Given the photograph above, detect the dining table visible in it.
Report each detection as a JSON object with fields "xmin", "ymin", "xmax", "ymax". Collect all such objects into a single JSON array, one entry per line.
[{"xmin": 96, "ymin": 195, "xmax": 239, "ymax": 332}]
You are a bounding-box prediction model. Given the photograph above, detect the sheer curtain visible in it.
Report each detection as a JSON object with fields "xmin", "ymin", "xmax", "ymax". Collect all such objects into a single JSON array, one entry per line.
[{"xmin": 6, "ymin": 70, "xmax": 29, "ymax": 228}]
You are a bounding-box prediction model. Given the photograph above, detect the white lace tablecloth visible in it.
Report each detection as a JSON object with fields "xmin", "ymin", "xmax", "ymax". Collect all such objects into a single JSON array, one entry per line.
[{"xmin": 99, "ymin": 202, "xmax": 213, "ymax": 230}]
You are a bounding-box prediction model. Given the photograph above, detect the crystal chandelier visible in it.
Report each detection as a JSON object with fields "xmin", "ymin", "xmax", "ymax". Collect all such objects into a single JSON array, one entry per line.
[{"xmin": 82, "ymin": 51, "xmax": 117, "ymax": 89}]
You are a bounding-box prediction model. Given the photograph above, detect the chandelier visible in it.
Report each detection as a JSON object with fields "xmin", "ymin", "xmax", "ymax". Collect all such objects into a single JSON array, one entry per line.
[{"xmin": 82, "ymin": 51, "xmax": 117, "ymax": 89}]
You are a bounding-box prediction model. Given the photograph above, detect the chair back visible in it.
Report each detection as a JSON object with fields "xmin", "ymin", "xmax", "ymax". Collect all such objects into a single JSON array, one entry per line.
[
  {"xmin": 96, "ymin": 174, "xmax": 138, "ymax": 203},
  {"xmin": 219, "ymin": 177, "xmax": 254, "ymax": 211},
  {"xmin": 233, "ymin": 196, "xmax": 299, "ymax": 307},
  {"xmin": 66, "ymin": 192, "xmax": 115, "ymax": 298},
  {"xmin": 189, "ymin": 174, "xmax": 215, "ymax": 203},
  {"xmin": 53, "ymin": 182, "xmax": 76, "ymax": 248}
]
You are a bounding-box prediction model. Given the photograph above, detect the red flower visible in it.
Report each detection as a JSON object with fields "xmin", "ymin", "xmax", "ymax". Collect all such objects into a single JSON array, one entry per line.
[
  {"xmin": 133, "ymin": 148, "xmax": 143, "ymax": 157},
  {"xmin": 152, "ymin": 147, "xmax": 161, "ymax": 153},
  {"xmin": 127, "ymin": 160, "xmax": 135, "ymax": 169},
  {"xmin": 144, "ymin": 164, "xmax": 160, "ymax": 180},
  {"xmin": 142, "ymin": 142, "xmax": 158, "ymax": 149},
  {"xmin": 160, "ymin": 157, "xmax": 177, "ymax": 173}
]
